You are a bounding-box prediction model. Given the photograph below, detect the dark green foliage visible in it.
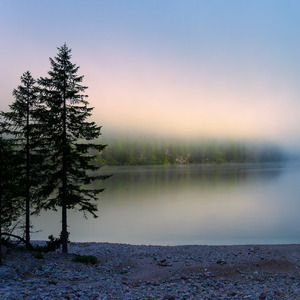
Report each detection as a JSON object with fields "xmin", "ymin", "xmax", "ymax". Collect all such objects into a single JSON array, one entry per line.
[
  {"xmin": 0, "ymin": 133, "xmax": 25, "ymax": 264},
  {"xmin": 72, "ymin": 254, "xmax": 98, "ymax": 264},
  {"xmin": 37, "ymin": 44, "xmax": 110, "ymax": 253},
  {"xmin": 0, "ymin": 137, "xmax": 24, "ymax": 230}
]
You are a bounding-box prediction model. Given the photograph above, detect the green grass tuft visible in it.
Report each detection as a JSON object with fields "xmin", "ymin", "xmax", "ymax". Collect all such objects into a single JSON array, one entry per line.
[{"xmin": 72, "ymin": 254, "xmax": 98, "ymax": 264}]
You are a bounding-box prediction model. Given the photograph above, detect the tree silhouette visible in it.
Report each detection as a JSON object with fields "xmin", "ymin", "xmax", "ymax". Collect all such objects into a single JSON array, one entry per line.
[
  {"xmin": 38, "ymin": 44, "xmax": 110, "ymax": 253},
  {"xmin": 1, "ymin": 71, "xmax": 40, "ymax": 249}
]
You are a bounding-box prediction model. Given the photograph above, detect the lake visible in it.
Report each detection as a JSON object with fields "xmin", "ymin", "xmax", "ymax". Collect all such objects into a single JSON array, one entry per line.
[{"xmin": 32, "ymin": 163, "xmax": 300, "ymax": 245}]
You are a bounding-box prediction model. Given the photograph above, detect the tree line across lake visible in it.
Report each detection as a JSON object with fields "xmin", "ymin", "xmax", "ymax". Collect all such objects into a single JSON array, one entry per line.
[
  {"xmin": 96, "ymin": 135, "xmax": 284, "ymax": 166},
  {"xmin": 0, "ymin": 44, "xmax": 109, "ymax": 261}
]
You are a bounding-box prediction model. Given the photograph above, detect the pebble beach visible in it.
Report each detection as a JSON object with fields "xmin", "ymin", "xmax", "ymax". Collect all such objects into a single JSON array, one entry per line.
[{"xmin": 0, "ymin": 242, "xmax": 299, "ymax": 299}]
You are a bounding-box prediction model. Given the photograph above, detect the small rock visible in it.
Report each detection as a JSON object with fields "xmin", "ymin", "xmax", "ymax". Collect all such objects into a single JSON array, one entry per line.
[
  {"xmin": 216, "ymin": 259, "xmax": 227, "ymax": 265},
  {"xmin": 259, "ymin": 292, "xmax": 266, "ymax": 300},
  {"xmin": 163, "ymin": 295, "xmax": 175, "ymax": 300}
]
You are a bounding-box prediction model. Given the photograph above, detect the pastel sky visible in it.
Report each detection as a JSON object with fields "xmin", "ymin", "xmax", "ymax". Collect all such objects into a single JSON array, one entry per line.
[{"xmin": 1, "ymin": 1, "xmax": 300, "ymax": 147}]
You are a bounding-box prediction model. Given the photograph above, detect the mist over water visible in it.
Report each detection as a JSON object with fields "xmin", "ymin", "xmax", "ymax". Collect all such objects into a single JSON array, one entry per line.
[{"xmin": 32, "ymin": 163, "xmax": 300, "ymax": 245}]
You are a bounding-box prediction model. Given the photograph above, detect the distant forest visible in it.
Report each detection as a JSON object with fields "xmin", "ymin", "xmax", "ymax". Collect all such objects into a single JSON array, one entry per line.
[{"xmin": 96, "ymin": 136, "xmax": 284, "ymax": 165}]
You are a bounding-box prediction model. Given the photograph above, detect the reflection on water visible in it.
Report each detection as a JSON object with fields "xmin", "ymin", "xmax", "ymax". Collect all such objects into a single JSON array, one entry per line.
[{"xmin": 32, "ymin": 163, "xmax": 300, "ymax": 245}]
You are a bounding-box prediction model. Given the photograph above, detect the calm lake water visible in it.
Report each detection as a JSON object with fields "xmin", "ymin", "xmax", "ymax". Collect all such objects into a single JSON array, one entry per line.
[{"xmin": 32, "ymin": 163, "xmax": 300, "ymax": 245}]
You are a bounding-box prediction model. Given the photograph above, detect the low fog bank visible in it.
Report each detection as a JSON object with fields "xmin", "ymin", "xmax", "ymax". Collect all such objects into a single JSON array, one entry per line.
[
  {"xmin": 96, "ymin": 131, "xmax": 295, "ymax": 166},
  {"xmin": 281, "ymin": 147, "xmax": 300, "ymax": 163}
]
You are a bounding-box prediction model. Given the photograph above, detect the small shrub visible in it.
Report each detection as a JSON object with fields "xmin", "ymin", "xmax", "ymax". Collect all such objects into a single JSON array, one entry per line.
[
  {"xmin": 72, "ymin": 254, "xmax": 98, "ymax": 264},
  {"xmin": 45, "ymin": 235, "xmax": 62, "ymax": 251},
  {"xmin": 34, "ymin": 235, "xmax": 63, "ymax": 253}
]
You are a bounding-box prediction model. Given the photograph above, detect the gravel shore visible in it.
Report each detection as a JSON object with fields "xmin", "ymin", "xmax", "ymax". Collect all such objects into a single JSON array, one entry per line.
[{"xmin": 0, "ymin": 242, "xmax": 299, "ymax": 299}]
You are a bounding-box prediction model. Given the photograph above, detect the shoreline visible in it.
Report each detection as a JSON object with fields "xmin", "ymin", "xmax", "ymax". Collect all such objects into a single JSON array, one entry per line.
[
  {"xmin": 1, "ymin": 242, "xmax": 299, "ymax": 299},
  {"xmin": 31, "ymin": 239, "xmax": 300, "ymax": 246}
]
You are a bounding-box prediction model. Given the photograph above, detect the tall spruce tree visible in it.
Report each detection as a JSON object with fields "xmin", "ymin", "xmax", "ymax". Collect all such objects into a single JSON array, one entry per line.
[
  {"xmin": 2, "ymin": 71, "xmax": 40, "ymax": 249},
  {"xmin": 38, "ymin": 44, "xmax": 109, "ymax": 253}
]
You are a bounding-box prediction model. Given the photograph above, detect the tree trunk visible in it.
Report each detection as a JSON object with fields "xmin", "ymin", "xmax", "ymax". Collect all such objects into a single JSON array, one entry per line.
[
  {"xmin": 0, "ymin": 148, "xmax": 2, "ymax": 265},
  {"xmin": 25, "ymin": 99, "xmax": 30, "ymax": 249},
  {"xmin": 61, "ymin": 199, "xmax": 67, "ymax": 253},
  {"xmin": 0, "ymin": 212, "xmax": 2, "ymax": 266},
  {"xmin": 61, "ymin": 81, "xmax": 68, "ymax": 253}
]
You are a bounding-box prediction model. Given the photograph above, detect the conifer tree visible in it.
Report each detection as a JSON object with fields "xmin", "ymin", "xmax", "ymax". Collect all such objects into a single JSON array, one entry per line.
[
  {"xmin": 2, "ymin": 71, "xmax": 40, "ymax": 249},
  {"xmin": 38, "ymin": 44, "xmax": 109, "ymax": 253}
]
